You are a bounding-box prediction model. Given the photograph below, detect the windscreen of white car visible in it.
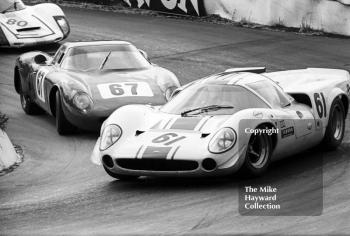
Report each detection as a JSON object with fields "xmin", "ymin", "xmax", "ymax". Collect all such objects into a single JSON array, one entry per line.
[
  {"xmin": 60, "ymin": 44, "xmax": 151, "ymax": 71},
  {"xmin": 0, "ymin": 0, "xmax": 25, "ymax": 13},
  {"xmin": 161, "ymin": 84, "xmax": 269, "ymax": 115}
]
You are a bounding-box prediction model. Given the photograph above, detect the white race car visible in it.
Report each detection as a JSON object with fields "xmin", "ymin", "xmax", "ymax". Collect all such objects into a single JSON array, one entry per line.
[
  {"xmin": 0, "ymin": 0, "xmax": 69, "ymax": 48},
  {"xmin": 91, "ymin": 67, "xmax": 350, "ymax": 180}
]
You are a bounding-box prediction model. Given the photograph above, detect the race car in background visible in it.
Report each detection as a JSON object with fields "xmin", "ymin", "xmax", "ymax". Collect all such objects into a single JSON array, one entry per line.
[
  {"xmin": 0, "ymin": 0, "xmax": 70, "ymax": 47},
  {"xmin": 14, "ymin": 41, "xmax": 180, "ymax": 134},
  {"xmin": 91, "ymin": 67, "xmax": 350, "ymax": 180}
]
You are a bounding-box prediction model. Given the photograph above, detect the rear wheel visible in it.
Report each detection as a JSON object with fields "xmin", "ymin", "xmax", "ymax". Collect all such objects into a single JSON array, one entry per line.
[
  {"xmin": 55, "ymin": 91, "xmax": 74, "ymax": 135},
  {"xmin": 20, "ymin": 93, "xmax": 43, "ymax": 115},
  {"xmin": 322, "ymin": 98, "xmax": 345, "ymax": 150},
  {"xmin": 242, "ymin": 128, "xmax": 272, "ymax": 176},
  {"xmin": 103, "ymin": 166, "xmax": 139, "ymax": 181}
]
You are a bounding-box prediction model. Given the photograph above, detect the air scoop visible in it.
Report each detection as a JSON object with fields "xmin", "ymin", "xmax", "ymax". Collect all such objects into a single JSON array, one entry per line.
[{"xmin": 17, "ymin": 27, "xmax": 41, "ymax": 32}]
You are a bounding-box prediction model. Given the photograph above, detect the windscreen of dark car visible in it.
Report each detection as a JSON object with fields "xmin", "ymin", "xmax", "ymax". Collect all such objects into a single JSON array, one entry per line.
[
  {"xmin": 60, "ymin": 44, "xmax": 151, "ymax": 71},
  {"xmin": 161, "ymin": 83, "xmax": 269, "ymax": 115},
  {"xmin": 0, "ymin": 0, "xmax": 25, "ymax": 13}
]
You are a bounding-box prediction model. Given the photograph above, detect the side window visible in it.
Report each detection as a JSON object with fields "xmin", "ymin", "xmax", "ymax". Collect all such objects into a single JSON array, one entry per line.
[
  {"xmin": 57, "ymin": 53, "xmax": 65, "ymax": 64},
  {"xmin": 52, "ymin": 46, "xmax": 66, "ymax": 65},
  {"xmin": 246, "ymin": 81, "xmax": 290, "ymax": 108}
]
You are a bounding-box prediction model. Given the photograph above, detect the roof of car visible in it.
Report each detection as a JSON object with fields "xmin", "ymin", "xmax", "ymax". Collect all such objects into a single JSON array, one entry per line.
[{"xmin": 63, "ymin": 41, "xmax": 132, "ymax": 48}]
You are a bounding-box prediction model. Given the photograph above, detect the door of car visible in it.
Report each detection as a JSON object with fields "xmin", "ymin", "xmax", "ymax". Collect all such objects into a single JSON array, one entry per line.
[
  {"xmin": 32, "ymin": 46, "xmax": 66, "ymax": 107},
  {"xmin": 283, "ymin": 103, "xmax": 314, "ymax": 138}
]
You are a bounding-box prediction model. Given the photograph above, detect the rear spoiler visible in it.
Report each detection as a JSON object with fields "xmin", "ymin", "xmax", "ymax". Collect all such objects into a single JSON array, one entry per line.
[{"xmin": 225, "ymin": 67, "xmax": 266, "ymax": 74}]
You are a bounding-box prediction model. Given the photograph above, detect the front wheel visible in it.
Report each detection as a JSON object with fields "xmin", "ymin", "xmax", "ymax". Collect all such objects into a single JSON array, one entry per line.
[
  {"xmin": 322, "ymin": 98, "xmax": 345, "ymax": 150},
  {"xmin": 242, "ymin": 129, "xmax": 273, "ymax": 176},
  {"xmin": 103, "ymin": 166, "xmax": 139, "ymax": 181},
  {"xmin": 55, "ymin": 91, "xmax": 74, "ymax": 135}
]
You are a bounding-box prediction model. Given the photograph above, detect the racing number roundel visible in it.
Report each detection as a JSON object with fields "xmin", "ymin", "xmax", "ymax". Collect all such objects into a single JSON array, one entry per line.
[
  {"xmin": 152, "ymin": 133, "xmax": 186, "ymax": 146},
  {"xmin": 97, "ymin": 82, "xmax": 153, "ymax": 99},
  {"xmin": 36, "ymin": 69, "xmax": 49, "ymax": 102},
  {"xmin": 314, "ymin": 92, "xmax": 327, "ymax": 118},
  {"xmin": 6, "ymin": 19, "xmax": 28, "ymax": 27}
]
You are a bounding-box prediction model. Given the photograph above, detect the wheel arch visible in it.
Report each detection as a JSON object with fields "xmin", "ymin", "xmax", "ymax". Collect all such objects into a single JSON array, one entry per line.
[
  {"xmin": 340, "ymin": 94, "xmax": 349, "ymax": 118},
  {"xmin": 49, "ymin": 86, "xmax": 59, "ymax": 117},
  {"xmin": 14, "ymin": 66, "xmax": 22, "ymax": 94},
  {"xmin": 254, "ymin": 122, "xmax": 278, "ymax": 151}
]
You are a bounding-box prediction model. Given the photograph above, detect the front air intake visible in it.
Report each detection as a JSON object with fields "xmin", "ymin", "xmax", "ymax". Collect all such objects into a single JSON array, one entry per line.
[{"xmin": 116, "ymin": 159, "xmax": 199, "ymax": 171}]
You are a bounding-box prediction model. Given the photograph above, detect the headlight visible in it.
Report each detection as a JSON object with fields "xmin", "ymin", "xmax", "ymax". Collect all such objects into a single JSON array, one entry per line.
[
  {"xmin": 100, "ymin": 124, "xmax": 122, "ymax": 151},
  {"xmin": 72, "ymin": 92, "xmax": 93, "ymax": 113},
  {"xmin": 54, "ymin": 16, "xmax": 70, "ymax": 37},
  {"xmin": 208, "ymin": 128, "xmax": 237, "ymax": 154},
  {"xmin": 165, "ymin": 86, "xmax": 178, "ymax": 101}
]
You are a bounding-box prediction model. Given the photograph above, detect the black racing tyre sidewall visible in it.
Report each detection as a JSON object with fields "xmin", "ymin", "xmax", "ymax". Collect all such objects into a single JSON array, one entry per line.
[
  {"xmin": 322, "ymin": 98, "xmax": 345, "ymax": 150},
  {"xmin": 55, "ymin": 91, "xmax": 73, "ymax": 135},
  {"xmin": 243, "ymin": 131, "xmax": 273, "ymax": 177},
  {"xmin": 20, "ymin": 93, "xmax": 42, "ymax": 115},
  {"xmin": 103, "ymin": 166, "xmax": 139, "ymax": 181}
]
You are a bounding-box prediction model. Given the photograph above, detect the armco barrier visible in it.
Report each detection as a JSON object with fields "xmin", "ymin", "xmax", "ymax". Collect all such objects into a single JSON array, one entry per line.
[{"xmin": 123, "ymin": 0, "xmax": 350, "ymax": 36}]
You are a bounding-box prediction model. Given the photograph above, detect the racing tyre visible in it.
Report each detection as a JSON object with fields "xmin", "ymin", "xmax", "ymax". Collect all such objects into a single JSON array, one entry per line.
[
  {"xmin": 55, "ymin": 91, "xmax": 74, "ymax": 135},
  {"xmin": 103, "ymin": 166, "xmax": 139, "ymax": 181},
  {"xmin": 20, "ymin": 93, "xmax": 43, "ymax": 115},
  {"xmin": 243, "ymin": 129, "xmax": 273, "ymax": 176},
  {"xmin": 322, "ymin": 98, "xmax": 345, "ymax": 150}
]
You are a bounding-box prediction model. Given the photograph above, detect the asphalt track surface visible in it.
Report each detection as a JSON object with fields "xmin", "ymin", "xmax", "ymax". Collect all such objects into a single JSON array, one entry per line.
[{"xmin": 1, "ymin": 7, "xmax": 350, "ymax": 236}]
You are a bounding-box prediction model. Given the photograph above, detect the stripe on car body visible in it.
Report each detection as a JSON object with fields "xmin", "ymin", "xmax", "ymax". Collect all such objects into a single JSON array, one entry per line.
[
  {"xmin": 141, "ymin": 146, "xmax": 172, "ymax": 159},
  {"xmin": 194, "ymin": 116, "xmax": 211, "ymax": 131},
  {"xmin": 169, "ymin": 117, "xmax": 203, "ymax": 130}
]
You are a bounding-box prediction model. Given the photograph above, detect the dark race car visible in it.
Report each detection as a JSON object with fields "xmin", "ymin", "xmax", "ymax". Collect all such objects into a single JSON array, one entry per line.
[{"xmin": 14, "ymin": 41, "xmax": 180, "ymax": 134}]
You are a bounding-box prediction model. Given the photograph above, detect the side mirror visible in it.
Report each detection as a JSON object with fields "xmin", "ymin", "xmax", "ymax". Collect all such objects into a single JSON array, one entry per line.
[
  {"xmin": 138, "ymin": 49, "xmax": 149, "ymax": 61},
  {"xmin": 34, "ymin": 54, "xmax": 48, "ymax": 65}
]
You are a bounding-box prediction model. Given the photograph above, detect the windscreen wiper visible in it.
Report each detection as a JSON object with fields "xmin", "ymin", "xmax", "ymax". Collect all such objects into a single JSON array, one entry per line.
[
  {"xmin": 99, "ymin": 51, "xmax": 112, "ymax": 70},
  {"xmin": 181, "ymin": 105, "xmax": 234, "ymax": 117}
]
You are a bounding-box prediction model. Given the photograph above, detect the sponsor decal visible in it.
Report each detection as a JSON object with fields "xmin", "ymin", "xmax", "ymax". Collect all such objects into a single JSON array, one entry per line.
[
  {"xmin": 97, "ymin": 82, "xmax": 153, "ymax": 99},
  {"xmin": 123, "ymin": 0, "xmax": 206, "ymax": 16},
  {"xmin": 253, "ymin": 111, "xmax": 263, "ymax": 118},
  {"xmin": 281, "ymin": 127, "xmax": 294, "ymax": 138},
  {"xmin": 35, "ymin": 68, "xmax": 49, "ymax": 102},
  {"xmin": 279, "ymin": 120, "xmax": 286, "ymax": 129}
]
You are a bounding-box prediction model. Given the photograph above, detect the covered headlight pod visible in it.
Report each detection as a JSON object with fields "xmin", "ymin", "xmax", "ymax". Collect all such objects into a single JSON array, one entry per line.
[
  {"xmin": 100, "ymin": 124, "xmax": 122, "ymax": 151},
  {"xmin": 72, "ymin": 92, "xmax": 93, "ymax": 113},
  {"xmin": 54, "ymin": 16, "xmax": 70, "ymax": 37},
  {"xmin": 208, "ymin": 127, "xmax": 237, "ymax": 153}
]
